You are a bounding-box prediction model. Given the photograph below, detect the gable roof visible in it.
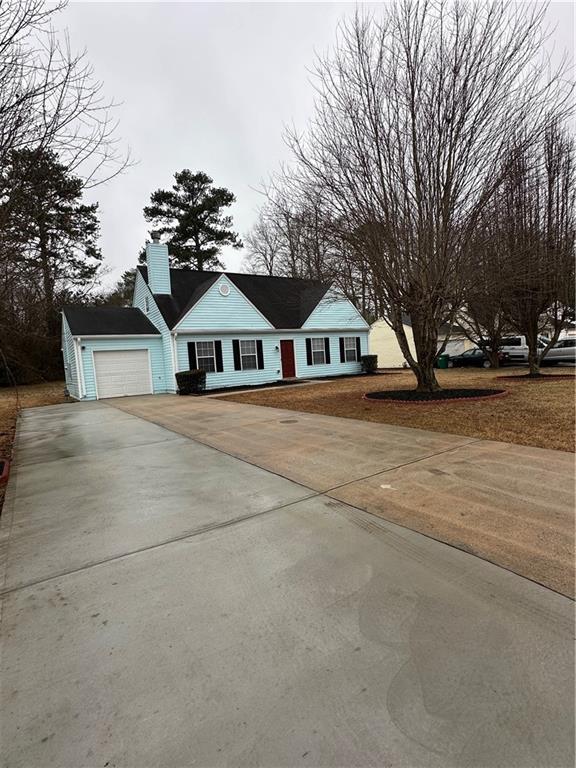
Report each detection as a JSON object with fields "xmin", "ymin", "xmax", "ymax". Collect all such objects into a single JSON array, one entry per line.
[
  {"xmin": 63, "ymin": 306, "xmax": 160, "ymax": 336},
  {"xmin": 137, "ymin": 266, "xmax": 331, "ymax": 329}
]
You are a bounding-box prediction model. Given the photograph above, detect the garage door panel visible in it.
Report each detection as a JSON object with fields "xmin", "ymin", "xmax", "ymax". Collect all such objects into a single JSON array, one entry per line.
[{"xmin": 94, "ymin": 350, "xmax": 152, "ymax": 399}]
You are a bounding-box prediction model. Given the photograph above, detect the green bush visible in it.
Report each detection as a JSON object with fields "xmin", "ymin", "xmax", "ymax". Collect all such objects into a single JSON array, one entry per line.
[
  {"xmin": 176, "ymin": 369, "xmax": 206, "ymax": 395},
  {"xmin": 360, "ymin": 354, "xmax": 378, "ymax": 373}
]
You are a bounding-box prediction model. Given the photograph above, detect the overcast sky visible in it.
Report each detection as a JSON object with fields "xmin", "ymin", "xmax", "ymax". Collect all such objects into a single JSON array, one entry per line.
[{"xmin": 60, "ymin": 1, "xmax": 574, "ymax": 287}]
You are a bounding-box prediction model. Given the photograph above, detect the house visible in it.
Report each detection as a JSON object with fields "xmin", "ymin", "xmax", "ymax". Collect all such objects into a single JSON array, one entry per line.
[
  {"xmin": 369, "ymin": 316, "xmax": 474, "ymax": 368},
  {"xmin": 61, "ymin": 238, "xmax": 369, "ymax": 399}
]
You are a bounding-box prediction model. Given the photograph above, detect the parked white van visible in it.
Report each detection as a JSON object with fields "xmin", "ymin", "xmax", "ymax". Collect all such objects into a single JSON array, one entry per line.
[{"xmin": 499, "ymin": 335, "xmax": 550, "ymax": 363}]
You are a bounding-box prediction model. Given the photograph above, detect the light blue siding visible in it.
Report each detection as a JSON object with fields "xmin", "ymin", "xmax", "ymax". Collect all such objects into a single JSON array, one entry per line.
[
  {"xmin": 79, "ymin": 337, "xmax": 167, "ymax": 400},
  {"xmin": 175, "ymin": 331, "xmax": 369, "ymax": 390},
  {"xmin": 61, "ymin": 315, "xmax": 79, "ymax": 399},
  {"xmin": 294, "ymin": 333, "xmax": 369, "ymax": 379},
  {"xmin": 146, "ymin": 243, "xmax": 171, "ymax": 294},
  {"xmin": 175, "ymin": 276, "xmax": 273, "ymax": 331},
  {"xmin": 303, "ymin": 292, "xmax": 368, "ymax": 330},
  {"xmin": 176, "ymin": 333, "xmax": 282, "ymax": 389},
  {"xmin": 133, "ymin": 270, "xmax": 176, "ymax": 392}
]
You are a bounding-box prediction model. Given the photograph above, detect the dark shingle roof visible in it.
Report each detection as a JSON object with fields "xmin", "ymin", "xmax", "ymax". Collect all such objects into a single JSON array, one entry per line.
[
  {"xmin": 63, "ymin": 306, "xmax": 160, "ymax": 336},
  {"xmin": 137, "ymin": 266, "xmax": 219, "ymax": 329},
  {"xmin": 137, "ymin": 266, "xmax": 331, "ymax": 329}
]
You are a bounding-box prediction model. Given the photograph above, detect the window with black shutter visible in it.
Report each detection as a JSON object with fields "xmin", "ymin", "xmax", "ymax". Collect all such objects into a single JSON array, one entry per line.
[
  {"xmin": 232, "ymin": 339, "xmax": 264, "ymax": 370},
  {"xmin": 342, "ymin": 336, "xmax": 358, "ymax": 362},
  {"xmin": 308, "ymin": 338, "xmax": 328, "ymax": 365},
  {"xmin": 191, "ymin": 340, "xmax": 223, "ymax": 373}
]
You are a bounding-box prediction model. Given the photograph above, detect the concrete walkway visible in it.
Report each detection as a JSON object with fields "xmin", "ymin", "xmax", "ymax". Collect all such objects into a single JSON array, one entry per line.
[
  {"xmin": 0, "ymin": 401, "xmax": 574, "ymax": 768},
  {"xmin": 110, "ymin": 394, "xmax": 575, "ymax": 596}
]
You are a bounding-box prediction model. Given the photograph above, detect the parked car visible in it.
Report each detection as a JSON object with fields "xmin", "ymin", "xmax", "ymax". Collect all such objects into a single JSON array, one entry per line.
[
  {"xmin": 447, "ymin": 348, "xmax": 509, "ymax": 368},
  {"xmin": 499, "ymin": 335, "xmax": 550, "ymax": 364},
  {"xmin": 542, "ymin": 338, "xmax": 576, "ymax": 365}
]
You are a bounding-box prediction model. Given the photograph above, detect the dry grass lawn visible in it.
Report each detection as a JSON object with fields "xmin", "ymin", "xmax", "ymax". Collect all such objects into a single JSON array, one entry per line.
[
  {"xmin": 222, "ymin": 367, "xmax": 575, "ymax": 452},
  {"xmin": 0, "ymin": 381, "xmax": 68, "ymax": 515}
]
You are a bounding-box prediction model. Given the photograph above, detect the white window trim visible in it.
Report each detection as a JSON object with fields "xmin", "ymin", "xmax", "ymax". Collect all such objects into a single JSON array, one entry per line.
[
  {"xmin": 196, "ymin": 340, "xmax": 217, "ymax": 373},
  {"xmin": 344, "ymin": 336, "xmax": 358, "ymax": 362},
  {"xmin": 311, "ymin": 337, "xmax": 326, "ymax": 366},
  {"xmin": 240, "ymin": 339, "xmax": 258, "ymax": 371}
]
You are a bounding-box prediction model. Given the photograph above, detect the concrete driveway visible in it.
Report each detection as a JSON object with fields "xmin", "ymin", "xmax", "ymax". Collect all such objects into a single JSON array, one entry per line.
[
  {"xmin": 111, "ymin": 394, "xmax": 575, "ymax": 596},
  {"xmin": 0, "ymin": 399, "xmax": 574, "ymax": 768}
]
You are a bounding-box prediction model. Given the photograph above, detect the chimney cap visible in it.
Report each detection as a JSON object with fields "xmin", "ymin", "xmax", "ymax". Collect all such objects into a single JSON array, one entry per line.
[{"xmin": 150, "ymin": 230, "xmax": 161, "ymax": 244}]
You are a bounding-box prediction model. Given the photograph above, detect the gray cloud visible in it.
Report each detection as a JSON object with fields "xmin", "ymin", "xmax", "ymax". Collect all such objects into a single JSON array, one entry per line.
[{"xmin": 61, "ymin": 1, "xmax": 574, "ymax": 285}]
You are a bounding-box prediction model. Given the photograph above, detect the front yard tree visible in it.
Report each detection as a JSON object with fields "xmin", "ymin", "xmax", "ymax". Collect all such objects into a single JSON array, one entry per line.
[
  {"xmin": 499, "ymin": 122, "xmax": 575, "ymax": 376},
  {"xmin": 286, "ymin": 2, "xmax": 570, "ymax": 391},
  {"xmin": 143, "ymin": 170, "xmax": 242, "ymax": 271},
  {"xmin": 457, "ymin": 219, "xmax": 513, "ymax": 368}
]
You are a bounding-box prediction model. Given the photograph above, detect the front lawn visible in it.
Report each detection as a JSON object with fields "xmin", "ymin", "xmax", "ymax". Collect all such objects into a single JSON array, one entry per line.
[
  {"xmin": 0, "ymin": 382, "xmax": 68, "ymax": 515},
  {"xmin": 220, "ymin": 367, "xmax": 575, "ymax": 452}
]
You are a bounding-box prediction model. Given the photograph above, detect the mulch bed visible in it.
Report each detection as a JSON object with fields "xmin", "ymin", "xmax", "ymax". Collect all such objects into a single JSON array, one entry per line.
[{"xmin": 364, "ymin": 388, "xmax": 507, "ymax": 404}]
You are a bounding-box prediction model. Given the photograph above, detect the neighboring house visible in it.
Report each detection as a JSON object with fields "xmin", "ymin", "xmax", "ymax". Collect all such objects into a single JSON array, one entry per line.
[
  {"xmin": 61, "ymin": 239, "xmax": 369, "ymax": 400},
  {"xmin": 369, "ymin": 316, "xmax": 473, "ymax": 368}
]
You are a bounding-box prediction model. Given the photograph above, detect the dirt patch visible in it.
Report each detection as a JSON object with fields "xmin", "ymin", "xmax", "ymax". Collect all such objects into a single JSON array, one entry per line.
[
  {"xmin": 0, "ymin": 382, "xmax": 68, "ymax": 516},
  {"xmin": 221, "ymin": 367, "xmax": 575, "ymax": 452},
  {"xmin": 364, "ymin": 388, "xmax": 506, "ymax": 403}
]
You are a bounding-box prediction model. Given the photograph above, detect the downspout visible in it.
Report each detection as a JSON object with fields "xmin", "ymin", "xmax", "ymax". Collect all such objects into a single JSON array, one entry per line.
[
  {"xmin": 171, "ymin": 332, "xmax": 178, "ymax": 392},
  {"xmin": 75, "ymin": 338, "xmax": 85, "ymax": 399}
]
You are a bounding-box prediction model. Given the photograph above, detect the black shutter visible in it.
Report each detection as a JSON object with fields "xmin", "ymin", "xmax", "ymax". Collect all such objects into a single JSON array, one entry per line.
[
  {"xmin": 324, "ymin": 337, "xmax": 331, "ymax": 364},
  {"xmin": 187, "ymin": 342, "xmax": 197, "ymax": 370},
  {"xmin": 339, "ymin": 337, "xmax": 345, "ymax": 363},
  {"xmin": 356, "ymin": 337, "xmax": 361, "ymax": 361},
  {"xmin": 232, "ymin": 340, "xmax": 241, "ymax": 370},
  {"xmin": 215, "ymin": 340, "xmax": 224, "ymax": 372},
  {"xmin": 306, "ymin": 338, "xmax": 312, "ymax": 365},
  {"xmin": 256, "ymin": 340, "xmax": 264, "ymax": 370}
]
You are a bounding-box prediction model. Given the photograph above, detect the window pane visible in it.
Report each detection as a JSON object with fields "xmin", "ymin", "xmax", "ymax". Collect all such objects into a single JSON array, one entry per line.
[
  {"xmin": 344, "ymin": 336, "xmax": 355, "ymax": 349},
  {"xmin": 311, "ymin": 338, "xmax": 324, "ymax": 352},
  {"xmin": 197, "ymin": 341, "xmax": 214, "ymax": 356},
  {"xmin": 312, "ymin": 350, "xmax": 325, "ymax": 365},
  {"xmin": 240, "ymin": 340, "xmax": 256, "ymax": 355},
  {"xmin": 345, "ymin": 348, "xmax": 356, "ymax": 362},
  {"xmin": 241, "ymin": 354, "xmax": 257, "ymax": 370},
  {"xmin": 198, "ymin": 356, "xmax": 215, "ymax": 372}
]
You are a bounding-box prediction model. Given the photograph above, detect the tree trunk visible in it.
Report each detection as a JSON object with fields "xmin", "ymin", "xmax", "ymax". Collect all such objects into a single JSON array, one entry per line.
[
  {"xmin": 487, "ymin": 348, "xmax": 500, "ymax": 368},
  {"xmin": 39, "ymin": 224, "xmax": 56, "ymax": 336},
  {"xmin": 410, "ymin": 313, "xmax": 442, "ymax": 392},
  {"xmin": 413, "ymin": 362, "xmax": 440, "ymax": 391},
  {"xmin": 526, "ymin": 323, "xmax": 541, "ymax": 376}
]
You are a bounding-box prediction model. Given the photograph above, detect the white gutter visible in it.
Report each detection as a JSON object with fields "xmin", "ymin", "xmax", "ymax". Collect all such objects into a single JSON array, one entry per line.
[
  {"xmin": 167, "ymin": 327, "xmax": 369, "ymax": 335},
  {"xmin": 72, "ymin": 334, "xmax": 160, "ymax": 339}
]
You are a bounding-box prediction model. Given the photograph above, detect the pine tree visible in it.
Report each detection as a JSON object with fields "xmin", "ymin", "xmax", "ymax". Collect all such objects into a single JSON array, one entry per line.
[
  {"xmin": 103, "ymin": 269, "xmax": 136, "ymax": 306},
  {"xmin": 143, "ymin": 170, "xmax": 242, "ymax": 270},
  {"xmin": 0, "ymin": 148, "xmax": 102, "ymax": 335}
]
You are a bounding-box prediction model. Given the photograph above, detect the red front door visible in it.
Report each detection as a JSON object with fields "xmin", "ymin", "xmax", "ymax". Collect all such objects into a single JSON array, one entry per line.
[{"xmin": 280, "ymin": 340, "xmax": 296, "ymax": 378}]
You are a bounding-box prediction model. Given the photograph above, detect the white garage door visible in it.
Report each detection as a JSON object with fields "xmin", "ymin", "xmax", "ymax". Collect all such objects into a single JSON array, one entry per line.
[{"xmin": 93, "ymin": 349, "xmax": 153, "ymax": 399}]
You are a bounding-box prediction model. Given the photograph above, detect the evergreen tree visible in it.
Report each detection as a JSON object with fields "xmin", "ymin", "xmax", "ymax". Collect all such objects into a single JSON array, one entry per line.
[
  {"xmin": 143, "ymin": 170, "xmax": 242, "ymax": 270},
  {"xmin": 0, "ymin": 148, "xmax": 102, "ymax": 336},
  {"xmin": 102, "ymin": 269, "xmax": 136, "ymax": 306}
]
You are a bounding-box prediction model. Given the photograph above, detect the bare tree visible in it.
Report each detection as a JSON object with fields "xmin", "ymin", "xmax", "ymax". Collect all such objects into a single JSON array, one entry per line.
[
  {"xmin": 0, "ymin": 0, "xmax": 130, "ymax": 383},
  {"xmin": 0, "ymin": 0, "xmax": 130, "ymax": 189},
  {"xmin": 499, "ymin": 122, "xmax": 575, "ymax": 375},
  {"xmin": 457, "ymin": 217, "xmax": 513, "ymax": 368},
  {"xmin": 285, "ymin": 2, "xmax": 571, "ymax": 391},
  {"xmin": 244, "ymin": 205, "xmax": 283, "ymax": 275}
]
